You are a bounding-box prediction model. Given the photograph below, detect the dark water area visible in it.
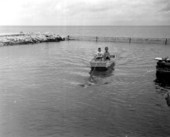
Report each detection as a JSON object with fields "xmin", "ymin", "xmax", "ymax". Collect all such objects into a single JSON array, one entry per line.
[
  {"xmin": 1, "ymin": 26, "xmax": 170, "ymax": 38},
  {"xmin": 0, "ymin": 41, "xmax": 170, "ymax": 137}
]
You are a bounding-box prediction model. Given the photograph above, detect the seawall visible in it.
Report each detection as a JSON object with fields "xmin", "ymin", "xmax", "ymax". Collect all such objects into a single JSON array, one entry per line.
[
  {"xmin": 66, "ymin": 35, "xmax": 170, "ymax": 45},
  {"xmin": 0, "ymin": 33, "xmax": 64, "ymax": 46}
]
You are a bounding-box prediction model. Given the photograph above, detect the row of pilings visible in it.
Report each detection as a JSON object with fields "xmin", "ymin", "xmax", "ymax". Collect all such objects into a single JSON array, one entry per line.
[
  {"xmin": 0, "ymin": 33, "xmax": 169, "ymax": 46},
  {"xmin": 66, "ymin": 35, "xmax": 170, "ymax": 45}
]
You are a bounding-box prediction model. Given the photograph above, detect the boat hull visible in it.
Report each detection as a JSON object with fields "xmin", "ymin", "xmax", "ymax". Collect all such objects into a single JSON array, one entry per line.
[
  {"xmin": 156, "ymin": 69, "xmax": 170, "ymax": 79},
  {"xmin": 156, "ymin": 58, "xmax": 170, "ymax": 80},
  {"xmin": 90, "ymin": 58, "xmax": 115, "ymax": 71}
]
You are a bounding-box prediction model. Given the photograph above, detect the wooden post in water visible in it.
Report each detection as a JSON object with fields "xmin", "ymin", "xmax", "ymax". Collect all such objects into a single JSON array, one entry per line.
[
  {"xmin": 129, "ymin": 38, "xmax": 131, "ymax": 43},
  {"xmin": 96, "ymin": 36, "xmax": 98, "ymax": 42},
  {"xmin": 165, "ymin": 38, "xmax": 167, "ymax": 45},
  {"xmin": 67, "ymin": 35, "xmax": 70, "ymax": 41}
]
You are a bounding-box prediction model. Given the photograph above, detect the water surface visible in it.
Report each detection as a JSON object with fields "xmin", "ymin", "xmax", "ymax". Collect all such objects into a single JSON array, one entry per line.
[
  {"xmin": 0, "ymin": 41, "xmax": 170, "ymax": 137},
  {"xmin": 1, "ymin": 26, "xmax": 170, "ymax": 38}
]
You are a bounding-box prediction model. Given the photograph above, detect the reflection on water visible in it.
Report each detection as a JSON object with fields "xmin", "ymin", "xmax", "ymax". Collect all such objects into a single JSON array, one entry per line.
[
  {"xmin": 155, "ymin": 78, "xmax": 170, "ymax": 90},
  {"xmin": 155, "ymin": 72, "xmax": 170, "ymax": 107}
]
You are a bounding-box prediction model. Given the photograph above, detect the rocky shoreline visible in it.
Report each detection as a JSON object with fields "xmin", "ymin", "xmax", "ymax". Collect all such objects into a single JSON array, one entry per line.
[{"xmin": 0, "ymin": 32, "xmax": 64, "ymax": 46}]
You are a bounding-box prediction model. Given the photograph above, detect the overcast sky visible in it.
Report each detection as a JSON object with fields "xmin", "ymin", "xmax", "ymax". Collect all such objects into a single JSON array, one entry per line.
[{"xmin": 0, "ymin": 0, "xmax": 170, "ymax": 26}]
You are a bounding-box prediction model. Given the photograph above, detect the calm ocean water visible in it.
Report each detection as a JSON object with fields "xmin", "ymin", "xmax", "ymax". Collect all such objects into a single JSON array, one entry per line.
[
  {"xmin": 0, "ymin": 26, "xmax": 170, "ymax": 137},
  {"xmin": 0, "ymin": 26, "xmax": 170, "ymax": 38}
]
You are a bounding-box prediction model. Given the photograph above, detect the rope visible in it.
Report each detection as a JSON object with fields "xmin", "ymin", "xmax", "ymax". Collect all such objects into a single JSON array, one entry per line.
[{"xmin": 89, "ymin": 60, "xmax": 98, "ymax": 81}]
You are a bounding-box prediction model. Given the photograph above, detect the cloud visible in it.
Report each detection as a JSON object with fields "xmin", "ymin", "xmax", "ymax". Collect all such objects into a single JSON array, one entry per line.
[
  {"xmin": 158, "ymin": 0, "xmax": 170, "ymax": 12},
  {"xmin": 0, "ymin": 0, "xmax": 169, "ymax": 25}
]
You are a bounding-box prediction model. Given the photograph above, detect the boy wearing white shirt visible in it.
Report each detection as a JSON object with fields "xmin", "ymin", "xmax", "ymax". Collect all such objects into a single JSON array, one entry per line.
[{"xmin": 95, "ymin": 48, "xmax": 103, "ymax": 60}]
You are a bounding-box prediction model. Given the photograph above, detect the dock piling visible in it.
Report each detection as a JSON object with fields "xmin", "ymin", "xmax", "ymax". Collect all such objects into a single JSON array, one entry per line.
[
  {"xmin": 96, "ymin": 36, "xmax": 98, "ymax": 42},
  {"xmin": 165, "ymin": 38, "xmax": 167, "ymax": 45}
]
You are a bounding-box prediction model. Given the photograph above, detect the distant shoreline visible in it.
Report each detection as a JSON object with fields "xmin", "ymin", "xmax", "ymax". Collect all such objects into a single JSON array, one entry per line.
[{"xmin": 0, "ymin": 32, "xmax": 169, "ymax": 46}]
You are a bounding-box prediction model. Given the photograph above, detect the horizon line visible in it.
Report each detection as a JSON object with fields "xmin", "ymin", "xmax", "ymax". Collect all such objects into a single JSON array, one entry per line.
[{"xmin": 0, "ymin": 25, "xmax": 170, "ymax": 27}]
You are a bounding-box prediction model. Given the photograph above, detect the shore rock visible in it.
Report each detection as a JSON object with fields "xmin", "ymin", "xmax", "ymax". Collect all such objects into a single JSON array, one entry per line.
[{"xmin": 0, "ymin": 32, "xmax": 64, "ymax": 46}]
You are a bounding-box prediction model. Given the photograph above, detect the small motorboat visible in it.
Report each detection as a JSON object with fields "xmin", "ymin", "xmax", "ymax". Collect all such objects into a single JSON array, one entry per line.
[
  {"xmin": 90, "ymin": 55, "xmax": 115, "ymax": 71},
  {"xmin": 155, "ymin": 57, "xmax": 170, "ymax": 79}
]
